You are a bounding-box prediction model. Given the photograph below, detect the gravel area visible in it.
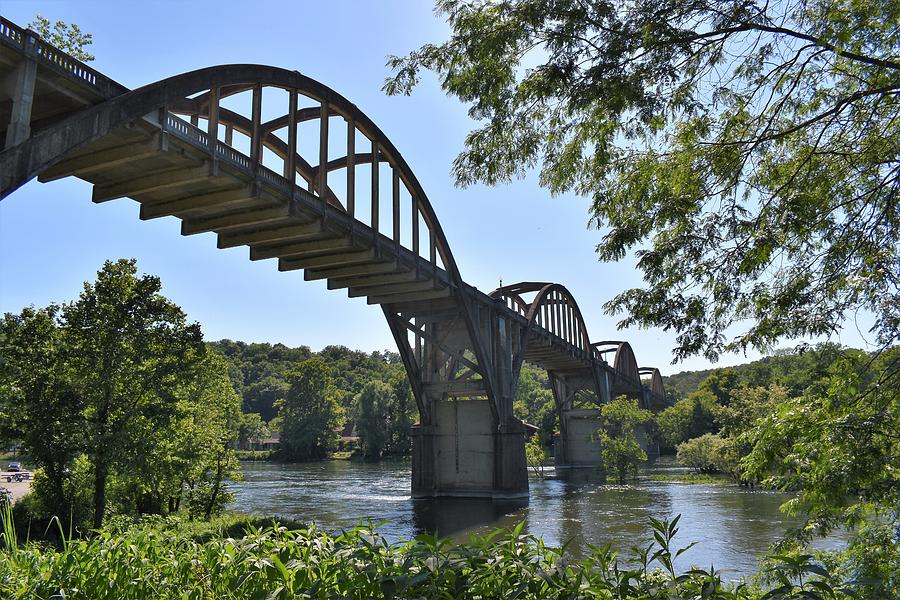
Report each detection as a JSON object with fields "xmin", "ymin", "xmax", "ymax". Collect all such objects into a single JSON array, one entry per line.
[{"xmin": 1, "ymin": 469, "xmax": 33, "ymax": 504}]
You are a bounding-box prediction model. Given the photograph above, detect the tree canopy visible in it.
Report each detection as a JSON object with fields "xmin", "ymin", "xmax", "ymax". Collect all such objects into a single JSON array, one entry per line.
[
  {"xmin": 385, "ymin": 0, "xmax": 899, "ymax": 362},
  {"xmin": 28, "ymin": 14, "xmax": 94, "ymax": 62},
  {"xmin": 0, "ymin": 259, "xmax": 240, "ymax": 530}
]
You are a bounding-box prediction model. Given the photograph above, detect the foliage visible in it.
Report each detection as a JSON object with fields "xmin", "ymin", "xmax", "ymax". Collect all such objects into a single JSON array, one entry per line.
[
  {"xmin": 210, "ymin": 340, "xmax": 309, "ymax": 420},
  {"xmin": 650, "ymin": 472, "xmax": 729, "ymax": 485},
  {"xmin": 352, "ymin": 381, "xmax": 393, "ymax": 461},
  {"xmin": 237, "ymin": 412, "xmax": 270, "ymax": 450},
  {"xmin": 276, "ymin": 357, "xmax": 343, "ymax": 461},
  {"xmin": 384, "ymin": 373, "xmax": 417, "ymax": 456},
  {"xmin": 655, "ymin": 391, "xmax": 718, "ymax": 448},
  {"xmin": 386, "ymin": 0, "xmax": 900, "ymax": 361},
  {"xmin": 27, "ymin": 14, "xmax": 94, "ymax": 62},
  {"xmin": 0, "ymin": 306, "xmax": 84, "ymax": 518},
  {"xmin": 524, "ymin": 435, "xmax": 546, "ymax": 478},
  {"xmin": 62, "ymin": 259, "xmax": 205, "ymax": 528},
  {"xmin": 597, "ymin": 397, "xmax": 652, "ymax": 483},
  {"xmin": 169, "ymin": 351, "xmax": 242, "ymax": 520},
  {"xmin": 663, "ymin": 343, "xmax": 849, "ymax": 401},
  {"xmin": 0, "ymin": 260, "xmax": 240, "ymax": 531},
  {"xmin": 233, "ymin": 450, "xmax": 273, "ymax": 461},
  {"xmin": 743, "ymin": 347, "xmax": 899, "ymax": 594},
  {"xmin": 0, "ymin": 512, "xmax": 851, "ymax": 599},
  {"xmin": 676, "ymin": 433, "xmax": 726, "ymax": 474},
  {"xmin": 212, "ymin": 342, "xmax": 415, "ymax": 454},
  {"xmin": 512, "ymin": 364, "xmax": 557, "ymax": 447}
]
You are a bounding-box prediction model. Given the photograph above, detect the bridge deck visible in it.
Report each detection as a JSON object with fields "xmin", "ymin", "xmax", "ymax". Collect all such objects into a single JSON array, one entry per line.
[{"xmin": 0, "ymin": 17, "xmax": 663, "ymax": 409}]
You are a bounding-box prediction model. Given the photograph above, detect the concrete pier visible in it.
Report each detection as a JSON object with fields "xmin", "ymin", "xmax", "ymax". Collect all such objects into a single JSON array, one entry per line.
[
  {"xmin": 554, "ymin": 409, "xmax": 658, "ymax": 469},
  {"xmin": 411, "ymin": 398, "xmax": 529, "ymax": 499}
]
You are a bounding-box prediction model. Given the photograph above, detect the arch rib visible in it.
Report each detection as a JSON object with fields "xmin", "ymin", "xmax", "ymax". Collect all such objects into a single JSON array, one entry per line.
[{"xmin": 0, "ymin": 61, "xmax": 502, "ymax": 424}]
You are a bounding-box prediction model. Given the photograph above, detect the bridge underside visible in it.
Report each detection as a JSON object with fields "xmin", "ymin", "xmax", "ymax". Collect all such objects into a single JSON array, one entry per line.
[{"xmin": 0, "ymin": 17, "xmax": 667, "ymax": 500}]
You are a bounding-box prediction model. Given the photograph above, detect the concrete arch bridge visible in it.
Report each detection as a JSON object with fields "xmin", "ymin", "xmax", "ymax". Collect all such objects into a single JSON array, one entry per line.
[{"xmin": 0, "ymin": 16, "xmax": 666, "ymax": 500}]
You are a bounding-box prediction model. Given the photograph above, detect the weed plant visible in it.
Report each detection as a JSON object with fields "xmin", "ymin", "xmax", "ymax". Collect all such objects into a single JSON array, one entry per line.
[{"xmin": 0, "ymin": 507, "xmax": 855, "ymax": 599}]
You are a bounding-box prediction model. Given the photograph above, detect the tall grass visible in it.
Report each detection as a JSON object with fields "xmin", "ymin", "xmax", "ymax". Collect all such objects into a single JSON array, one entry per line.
[{"xmin": 0, "ymin": 511, "xmax": 845, "ymax": 599}]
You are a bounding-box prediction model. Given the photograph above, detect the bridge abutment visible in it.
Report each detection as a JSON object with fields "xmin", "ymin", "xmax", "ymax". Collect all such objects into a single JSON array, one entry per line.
[{"xmin": 411, "ymin": 398, "xmax": 528, "ymax": 499}]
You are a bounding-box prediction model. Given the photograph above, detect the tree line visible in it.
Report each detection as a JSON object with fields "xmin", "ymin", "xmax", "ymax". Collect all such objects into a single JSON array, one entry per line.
[{"xmin": 213, "ymin": 340, "xmax": 417, "ymax": 461}]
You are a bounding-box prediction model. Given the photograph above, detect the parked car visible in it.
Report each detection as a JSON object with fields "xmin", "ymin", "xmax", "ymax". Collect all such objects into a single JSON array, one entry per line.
[{"xmin": 7, "ymin": 462, "xmax": 20, "ymax": 472}]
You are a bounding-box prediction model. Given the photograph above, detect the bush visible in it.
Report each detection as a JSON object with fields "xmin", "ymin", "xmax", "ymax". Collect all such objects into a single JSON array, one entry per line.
[
  {"xmin": 597, "ymin": 397, "xmax": 652, "ymax": 483},
  {"xmin": 234, "ymin": 450, "xmax": 273, "ymax": 461},
  {"xmin": 676, "ymin": 433, "xmax": 726, "ymax": 474}
]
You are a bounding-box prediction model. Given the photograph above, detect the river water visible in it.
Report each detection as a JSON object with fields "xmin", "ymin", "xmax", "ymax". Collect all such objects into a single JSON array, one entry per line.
[{"xmin": 229, "ymin": 458, "xmax": 839, "ymax": 578}]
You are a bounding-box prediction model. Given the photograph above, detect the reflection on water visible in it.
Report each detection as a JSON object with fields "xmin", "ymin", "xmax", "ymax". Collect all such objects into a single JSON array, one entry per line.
[{"xmin": 229, "ymin": 458, "xmax": 841, "ymax": 578}]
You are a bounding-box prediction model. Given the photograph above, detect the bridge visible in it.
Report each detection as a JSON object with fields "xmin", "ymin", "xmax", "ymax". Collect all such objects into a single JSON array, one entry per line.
[{"xmin": 0, "ymin": 17, "xmax": 666, "ymax": 499}]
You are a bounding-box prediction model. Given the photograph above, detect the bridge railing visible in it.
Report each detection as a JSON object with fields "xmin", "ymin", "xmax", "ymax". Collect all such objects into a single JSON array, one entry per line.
[
  {"xmin": 164, "ymin": 82, "xmax": 451, "ymax": 278},
  {"xmin": 0, "ymin": 16, "xmax": 125, "ymax": 97},
  {"xmin": 159, "ymin": 102, "xmax": 452, "ymax": 286}
]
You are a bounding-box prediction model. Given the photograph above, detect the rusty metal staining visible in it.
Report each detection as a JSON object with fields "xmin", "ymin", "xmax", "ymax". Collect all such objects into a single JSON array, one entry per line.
[{"xmin": 0, "ymin": 16, "xmax": 667, "ymax": 497}]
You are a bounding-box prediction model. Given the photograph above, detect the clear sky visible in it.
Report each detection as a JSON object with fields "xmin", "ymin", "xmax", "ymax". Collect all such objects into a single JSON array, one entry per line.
[{"xmin": 0, "ymin": 1, "xmax": 878, "ymax": 375}]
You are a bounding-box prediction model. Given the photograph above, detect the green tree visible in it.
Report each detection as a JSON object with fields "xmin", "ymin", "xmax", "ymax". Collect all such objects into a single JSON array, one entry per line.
[
  {"xmin": 124, "ymin": 348, "xmax": 241, "ymax": 519},
  {"xmin": 277, "ymin": 358, "xmax": 342, "ymax": 461},
  {"xmin": 62, "ymin": 259, "xmax": 204, "ymax": 528},
  {"xmin": 513, "ymin": 365, "xmax": 556, "ymax": 447},
  {"xmin": 0, "ymin": 306, "xmax": 84, "ymax": 520},
  {"xmin": 242, "ymin": 376, "xmax": 290, "ymax": 420},
  {"xmin": 28, "ymin": 14, "xmax": 94, "ymax": 61},
  {"xmin": 743, "ymin": 348, "xmax": 899, "ymax": 591},
  {"xmin": 655, "ymin": 392, "xmax": 717, "ymax": 448},
  {"xmin": 352, "ymin": 381, "xmax": 393, "ymax": 461},
  {"xmin": 386, "ymin": 0, "xmax": 900, "ymax": 361},
  {"xmin": 525, "ymin": 435, "xmax": 546, "ymax": 478},
  {"xmin": 237, "ymin": 412, "xmax": 271, "ymax": 450},
  {"xmin": 384, "ymin": 373, "xmax": 416, "ymax": 455},
  {"xmin": 597, "ymin": 396, "xmax": 652, "ymax": 483},
  {"xmin": 676, "ymin": 433, "xmax": 725, "ymax": 474},
  {"xmin": 177, "ymin": 351, "xmax": 242, "ymax": 519}
]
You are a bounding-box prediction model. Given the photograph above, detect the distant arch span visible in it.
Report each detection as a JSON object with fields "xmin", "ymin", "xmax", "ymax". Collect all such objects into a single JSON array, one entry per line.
[
  {"xmin": 594, "ymin": 341, "xmax": 640, "ymax": 385},
  {"xmin": 490, "ymin": 282, "xmax": 592, "ymax": 354}
]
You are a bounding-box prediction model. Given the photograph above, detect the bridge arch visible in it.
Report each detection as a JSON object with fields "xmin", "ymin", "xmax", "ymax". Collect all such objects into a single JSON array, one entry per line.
[
  {"xmin": 593, "ymin": 341, "xmax": 640, "ymax": 385},
  {"xmin": 639, "ymin": 367, "xmax": 668, "ymax": 411},
  {"xmin": 0, "ymin": 17, "xmax": 664, "ymax": 496},
  {"xmin": 490, "ymin": 282, "xmax": 593, "ymax": 356}
]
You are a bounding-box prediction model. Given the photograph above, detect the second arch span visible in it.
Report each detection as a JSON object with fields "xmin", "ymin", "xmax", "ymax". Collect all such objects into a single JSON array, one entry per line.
[{"xmin": 0, "ymin": 17, "xmax": 666, "ymax": 499}]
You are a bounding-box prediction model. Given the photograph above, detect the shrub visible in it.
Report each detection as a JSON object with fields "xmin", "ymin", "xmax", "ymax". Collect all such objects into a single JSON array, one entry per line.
[{"xmin": 676, "ymin": 433, "xmax": 726, "ymax": 474}]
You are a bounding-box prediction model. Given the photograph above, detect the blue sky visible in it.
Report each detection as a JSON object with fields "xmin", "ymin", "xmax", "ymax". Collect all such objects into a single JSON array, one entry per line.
[{"xmin": 0, "ymin": 1, "xmax": 877, "ymax": 374}]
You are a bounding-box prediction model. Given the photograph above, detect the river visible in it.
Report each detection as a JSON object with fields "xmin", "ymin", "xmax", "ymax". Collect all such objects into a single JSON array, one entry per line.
[{"xmin": 229, "ymin": 458, "xmax": 840, "ymax": 578}]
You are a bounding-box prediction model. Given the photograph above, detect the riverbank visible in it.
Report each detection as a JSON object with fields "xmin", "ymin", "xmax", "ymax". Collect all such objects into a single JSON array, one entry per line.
[{"xmin": 0, "ymin": 512, "xmax": 850, "ymax": 599}]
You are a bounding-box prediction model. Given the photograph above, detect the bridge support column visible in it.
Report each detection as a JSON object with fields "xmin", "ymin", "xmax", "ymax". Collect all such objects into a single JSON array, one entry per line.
[
  {"xmin": 554, "ymin": 408, "xmax": 603, "ymax": 469},
  {"xmin": 411, "ymin": 398, "xmax": 528, "ymax": 499},
  {"xmin": 3, "ymin": 58, "xmax": 36, "ymax": 149},
  {"xmin": 554, "ymin": 409, "xmax": 658, "ymax": 469}
]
